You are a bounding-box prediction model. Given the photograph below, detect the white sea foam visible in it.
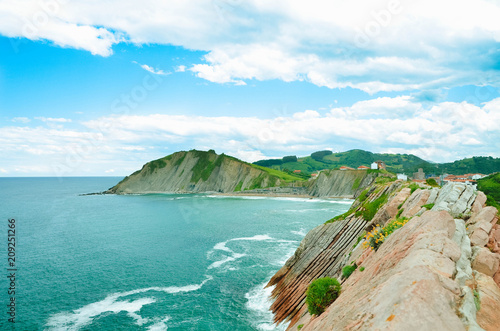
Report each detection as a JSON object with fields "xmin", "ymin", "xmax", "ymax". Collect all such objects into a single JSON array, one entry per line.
[
  {"xmin": 208, "ymin": 235, "xmax": 275, "ymax": 270},
  {"xmin": 291, "ymin": 228, "xmax": 307, "ymax": 236},
  {"xmin": 245, "ymin": 282, "xmax": 289, "ymax": 331},
  {"xmin": 146, "ymin": 316, "xmax": 171, "ymax": 331},
  {"xmin": 45, "ymin": 276, "xmax": 212, "ymax": 331},
  {"xmin": 208, "ymin": 253, "xmax": 246, "ymax": 269}
]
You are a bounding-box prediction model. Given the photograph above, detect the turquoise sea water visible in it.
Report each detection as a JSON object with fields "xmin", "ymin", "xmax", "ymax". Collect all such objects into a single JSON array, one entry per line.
[{"xmin": 0, "ymin": 177, "xmax": 351, "ymax": 330}]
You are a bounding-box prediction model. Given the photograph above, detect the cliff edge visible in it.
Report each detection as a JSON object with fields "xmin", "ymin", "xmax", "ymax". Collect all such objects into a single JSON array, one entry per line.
[
  {"xmin": 106, "ymin": 149, "xmax": 378, "ymax": 197},
  {"xmin": 268, "ymin": 181, "xmax": 500, "ymax": 330}
]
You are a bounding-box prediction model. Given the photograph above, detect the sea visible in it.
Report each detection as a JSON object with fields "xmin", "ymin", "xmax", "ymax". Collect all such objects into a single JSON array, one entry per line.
[{"xmin": 0, "ymin": 177, "xmax": 351, "ymax": 331}]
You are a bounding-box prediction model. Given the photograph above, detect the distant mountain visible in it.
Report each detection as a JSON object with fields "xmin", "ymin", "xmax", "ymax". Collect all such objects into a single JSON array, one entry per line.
[{"xmin": 253, "ymin": 149, "xmax": 500, "ymax": 176}]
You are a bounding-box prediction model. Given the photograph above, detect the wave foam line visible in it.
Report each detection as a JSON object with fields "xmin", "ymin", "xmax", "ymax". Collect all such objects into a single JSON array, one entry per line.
[
  {"xmin": 45, "ymin": 276, "xmax": 212, "ymax": 331},
  {"xmin": 208, "ymin": 235, "xmax": 274, "ymax": 270}
]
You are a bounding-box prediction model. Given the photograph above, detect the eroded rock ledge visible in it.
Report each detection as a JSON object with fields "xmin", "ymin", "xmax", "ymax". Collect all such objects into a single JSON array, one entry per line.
[{"xmin": 268, "ymin": 181, "xmax": 500, "ymax": 331}]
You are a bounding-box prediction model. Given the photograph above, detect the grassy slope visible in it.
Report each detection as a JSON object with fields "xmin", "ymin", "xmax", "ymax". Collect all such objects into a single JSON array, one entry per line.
[
  {"xmin": 255, "ymin": 149, "xmax": 500, "ymax": 175},
  {"xmin": 127, "ymin": 150, "xmax": 305, "ymax": 186},
  {"xmin": 477, "ymin": 173, "xmax": 500, "ymax": 210}
]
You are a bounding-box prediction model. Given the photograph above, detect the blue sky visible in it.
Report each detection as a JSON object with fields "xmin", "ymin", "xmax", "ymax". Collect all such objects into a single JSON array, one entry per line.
[{"xmin": 0, "ymin": 0, "xmax": 499, "ymax": 176}]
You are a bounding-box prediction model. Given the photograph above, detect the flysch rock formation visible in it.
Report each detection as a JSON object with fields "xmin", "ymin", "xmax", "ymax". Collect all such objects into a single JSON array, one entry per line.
[
  {"xmin": 267, "ymin": 181, "xmax": 500, "ymax": 331},
  {"xmin": 106, "ymin": 150, "xmax": 377, "ymax": 197},
  {"xmin": 307, "ymin": 170, "xmax": 377, "ymax": 198}
]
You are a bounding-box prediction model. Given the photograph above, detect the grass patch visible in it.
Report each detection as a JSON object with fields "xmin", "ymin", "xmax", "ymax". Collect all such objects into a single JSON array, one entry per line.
[
  {"xmin": 251, "ymin": 164, "xmax": 304, "ymax": 182},
  {"xmin": 474, "ymin": 289, "xmax": 481, "ymax": 311},
  {"xmin": 297, "ymin": 325, "xmax": 304, "ymax": 330},
  {"xmin": 409, "ymin": 183, "xmax": 420, "ymax": 194},
  {"xmin": 396, "ymin": 208, "xmax": 404, "ymax": 218},
  {"xmin": 325, "ymin": 210, "xmax": 352, "ymax": 224},
  {"xmin": 234, "ymin": 181, "xmax": 243, "ymax": 192},
  {"xmin": 352, "ymin": 177, "xmax": 362, "ymax": 190},
  {"xmin": 306, "ymin": 277, "xmax": 342, "ymax": 316},
  {"xmin": 147, "ymin": 157, "xmax": 168, "ymax": 173},
  {"xmin": 342, "ymin": 263, "xmax": 357, "ymax": 280},
  {"xmin": 358, "ymin": 189, "xmax": 369, "ymax": 203},
  {"xmin": 422, "ymin": 203, "xmax": 435, "ymax": 210},
  {"xmin": 174, "ymin": 152, "xmax": 187, "ymax": 166},
  {"xmin": 362, "ymin": 194, "xmax": 388, "ymax": 221},
  {"xmin": 375, "ymin": 176, "xmax": 396, "ymax": 185},
  {"xmin": 190, "ymin": 151, "xmax": 215, "ymax": 183},
  {"xmin": 359, "ymin": 267, "xmax": 365, "ymax": 272}
]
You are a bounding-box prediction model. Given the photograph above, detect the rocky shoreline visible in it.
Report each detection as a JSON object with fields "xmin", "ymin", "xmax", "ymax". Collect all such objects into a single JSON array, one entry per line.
[{"xmin": 267, "ymin": 181, "xmax": 500, "ymax": 330}]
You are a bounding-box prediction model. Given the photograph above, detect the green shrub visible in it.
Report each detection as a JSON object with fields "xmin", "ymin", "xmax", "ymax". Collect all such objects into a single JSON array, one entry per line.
[
  {"xmin": 306, "ymin": 277, "xmax": 342, "ymax": 315},
  {"xmin": 409, "ymin": 183, "xmax": 420, "ymax": 194},
  {"xmin": 426, "ymin": 178, "xmax": 439, "ymax": 187},
  {"xmin": 396, "ymin": 208, "xmax": 404, "ymax": 218},
  {"xmin": 397, "ymin": 202, "xmax": 404, "ymax": 209},
  {"xmin": 359, "ymin": 267, "xmax": 365, "ymax": 272},
  {"xmin": 297, "ymin": 325, "xmax": 304, "ymax": 330},
  {"xmin": 362, "ymin": 194, "xmax": 388, "ymax": 221},
  {"xmin": 342, "ymin": 263, "xmax": 357, "ymax": 279},
  {"xmin": 422, "ymin": 203, "xmax": 435, "ymax": 210},
  {"xmin": 358, "ymin": 189, "xmax": 369, "ymax": 202}
]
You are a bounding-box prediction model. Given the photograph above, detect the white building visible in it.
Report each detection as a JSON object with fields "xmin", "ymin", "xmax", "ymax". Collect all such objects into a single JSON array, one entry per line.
[
  {"xmin": 371, "ymin": 162, "xmax": 378, "ymax": 170},
  {"xmin": 397, "ymin": 174, "xmax": 408, "ymax": 181}
]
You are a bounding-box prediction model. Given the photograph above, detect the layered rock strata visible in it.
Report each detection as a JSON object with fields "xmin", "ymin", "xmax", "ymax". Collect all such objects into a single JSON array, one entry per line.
[{"xmin": 268, "ymin": 182, "xmax": 500, "ymax": 330}]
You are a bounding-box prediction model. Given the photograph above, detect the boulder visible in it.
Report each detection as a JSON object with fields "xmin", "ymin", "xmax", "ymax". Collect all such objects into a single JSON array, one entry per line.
[
  {"xmin": 450, "ymin": 185, "xmax": 475, "ymax": 217},
  {"xmin": 401, "ymin": 189, "xmax": 431, "ymax": 218},
  {"xmin": 469, "ymin": 207, "xmax": 498, "ymax": 247},
  {"xmin": 371, "ymin": 188, "xmax": 411, "ymax": 226},
  {"xmin": 432, "ymin": 183, "xmax": 476, "ymax": 216},
  {"xmin": 472, "ymin": 248, "xmax": 500, "ymax": 277},
  {"xmin": 472, "ymin": 191, "xmax": 487, "ymax": 213},
  {"xmin": 476, "ymin": 272, "xmax": 500, "ymax": 331}
]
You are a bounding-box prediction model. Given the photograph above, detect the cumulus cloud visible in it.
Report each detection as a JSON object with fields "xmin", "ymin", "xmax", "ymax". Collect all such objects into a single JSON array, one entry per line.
[
  {"xmin": 1, "ymin": 0, "xmax": 499, "ymax": 91},
  {"xmin": 1, "ymin": 96, "xmax": 499, "ymax": 175}
]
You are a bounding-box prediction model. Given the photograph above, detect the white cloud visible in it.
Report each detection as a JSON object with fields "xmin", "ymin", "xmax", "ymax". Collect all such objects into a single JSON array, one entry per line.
[
  {"xmin": 1, "ymin": 96, "xmax": 499, "ymax": 175},
  {"xmin": 12, "ymin": 117, "xmax": 30, "ymax": 123},
  {"xmin": 1, "ymin": 0, "xmax": 499, "ymax": 91},
  {"xmin": 133, "ymin": 62, "xmax": 169, "ymax": 75},
  {"xmin": 35, "ymin": 117, "xmax": 72, "ymax": 123},
  {"xmin": 175, "ymin": 65, "xmax": 186, "ymax": 72}
]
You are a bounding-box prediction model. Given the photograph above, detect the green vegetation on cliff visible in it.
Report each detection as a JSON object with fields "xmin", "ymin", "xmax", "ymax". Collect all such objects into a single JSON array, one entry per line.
[
  {"xmin": 108, "ymin": 149, "xmax": 307, "ymax": 194},
  {"xmin": 305, "ymin": 277, "xmax": 342, "ymax": 315},
  {"xmin": 477, "ymin": 173, "xmax": 500, "ymax": 210}
]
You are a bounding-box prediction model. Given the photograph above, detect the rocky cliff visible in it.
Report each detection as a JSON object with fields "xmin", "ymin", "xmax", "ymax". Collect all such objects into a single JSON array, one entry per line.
[
  {"xmin": 307, "ymin": 169, "xmax": 377, "ymax": 198},
  {"xmin": 107, "ymin": 150, "xmax": 290, "ymax": 194},
  {"xmin": 268, "ymin": 181, "xmax": 500, "ymax": 330},
  {"xmin": 107, "ymin": 150, "xmax": 377, "ymax": 197}
]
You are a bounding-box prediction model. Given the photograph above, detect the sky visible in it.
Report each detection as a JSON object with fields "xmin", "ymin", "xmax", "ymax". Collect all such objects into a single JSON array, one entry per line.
[{"xmin": 0, "ymin": 0, "xmax": 499, "ymax": 176}]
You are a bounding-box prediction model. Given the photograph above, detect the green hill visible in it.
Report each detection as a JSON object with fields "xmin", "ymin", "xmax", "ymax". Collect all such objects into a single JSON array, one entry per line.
[
  {"xmin": 254, "ymin": 149, "xmax": 432, "ymax": 174},
  {"xmin": 477, "ymin": 173, "xmax": 500, "ymax": 210},
  {"xmin": 108, "ymin": 149, "xmax": 305, "ymax": 194},
  {"xmin": 254, "ymin": 150, "xmax": 500, "ymax": 176}
]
